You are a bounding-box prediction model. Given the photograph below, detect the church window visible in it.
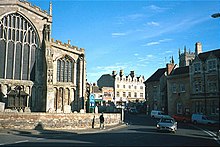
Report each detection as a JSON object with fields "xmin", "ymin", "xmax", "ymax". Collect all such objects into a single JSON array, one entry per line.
[
  {"xmin": 0, "ymin": 13, "xmax": 39, "ymax": 80},
  {"xmin": 57, "ymin": 56, "xmax": 74, "ymax": 82}
]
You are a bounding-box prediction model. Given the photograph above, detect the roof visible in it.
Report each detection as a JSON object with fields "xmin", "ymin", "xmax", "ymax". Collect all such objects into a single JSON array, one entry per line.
[
  {"xmin": 92, "ymin": 86, "xmax": 102, "ymax": 93},
  {"xmin": 198, "ymin": 48, "xmax": 220, "ymax": 61},
  {"xmin": 171, "ymin": 66, "xmax": 189, "ymax": 75},
  {"xmin": 145, "ymin": 68, "xmax": 166, "ymax": 83}
]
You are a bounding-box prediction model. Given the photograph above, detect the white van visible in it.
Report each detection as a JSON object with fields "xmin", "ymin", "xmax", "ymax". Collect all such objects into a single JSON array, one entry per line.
[
  {"xmin": 150, "ymin": 110, "xmax": 170, "ymax": 119},
  {"xmin": 191, "ymin": 114, "xmax": 218, "ymax": 125}
]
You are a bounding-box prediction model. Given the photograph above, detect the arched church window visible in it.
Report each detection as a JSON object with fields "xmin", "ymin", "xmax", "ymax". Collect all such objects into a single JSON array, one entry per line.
[
  {"xmin": 57, "ymin": 55, "xmax": 74, "ymax": 82},
  {"xmin": 0, "ymin": 13, "xmax": 39, "ymax": 80}
]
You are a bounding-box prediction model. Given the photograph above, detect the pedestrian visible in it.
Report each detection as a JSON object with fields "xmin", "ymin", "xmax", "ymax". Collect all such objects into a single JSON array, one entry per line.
[
  {"xmin": 99, "ymin": 112, "xmax": 105, "ymax": 129},
  {"xmin": 92, "ymin": 116, "xmax": 95, "ymax": 129}
]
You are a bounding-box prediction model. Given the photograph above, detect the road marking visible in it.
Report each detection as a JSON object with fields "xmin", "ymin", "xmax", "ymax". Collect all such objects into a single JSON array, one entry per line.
[
  {"xmin": 14, "ymin": 140, "xmax": 29, "ymax": 144},
  {"xmin": 36, "ymin": 138, "xmax": 45, "ymax": 140},
  {"xmin": 204, "ymin": 130, "xmax": 220, "ymax": 144},
  {"xmin": 192, "ymin": 125, "xmax": 220, "ymax": 145}
]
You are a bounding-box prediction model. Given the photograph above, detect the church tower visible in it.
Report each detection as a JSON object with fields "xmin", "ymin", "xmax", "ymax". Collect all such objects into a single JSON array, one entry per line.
[{"xmin": 179, "ymin": 46, "xmax": 195, "ymax": 67}]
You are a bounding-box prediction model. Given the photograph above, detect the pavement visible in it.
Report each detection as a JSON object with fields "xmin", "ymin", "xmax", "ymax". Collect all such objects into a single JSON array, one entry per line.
[{"xmin": 0, "ymin": 123, "xmax": 127, "ymax": 135}]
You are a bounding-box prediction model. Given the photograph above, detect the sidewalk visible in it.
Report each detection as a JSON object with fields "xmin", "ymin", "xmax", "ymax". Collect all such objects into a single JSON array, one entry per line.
[{"xmin": 0, "ymin": 123, "xmax": 127, "ymax": 135}]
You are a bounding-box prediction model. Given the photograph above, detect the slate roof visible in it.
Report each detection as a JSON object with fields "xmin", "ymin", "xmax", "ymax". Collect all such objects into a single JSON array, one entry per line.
[
  {"xmin": 198, "ymin": 48, "xmax": 220, "ymax": 61},
  {"xmin": 145, "ymin": 68, "xmax": 166, "ymax": 83},
  {"xmin": 171, "ymin": 66, "xmax": 189, "ymax": 75}
]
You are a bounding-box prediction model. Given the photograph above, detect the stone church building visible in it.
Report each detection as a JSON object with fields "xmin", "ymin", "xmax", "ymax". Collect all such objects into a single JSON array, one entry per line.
[{"xmin": 0, "ymin": 0, "xmax": 86, "ymax": 112}]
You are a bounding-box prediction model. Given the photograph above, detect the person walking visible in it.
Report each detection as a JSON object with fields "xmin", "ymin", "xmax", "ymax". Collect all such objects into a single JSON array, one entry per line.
[{"xmin": 99, "ymin": 112, "xmax": 105, "ymax": 129}]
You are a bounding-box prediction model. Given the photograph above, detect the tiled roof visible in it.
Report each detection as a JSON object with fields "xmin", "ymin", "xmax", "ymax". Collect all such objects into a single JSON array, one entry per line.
[
  {"xmin": 145, "ymin": 68, "xmax": 166, "ymax": 83},
  {"xmin": 198, "ymin": 48, "xmax": 220, "ymax": 61},
  {"xmin": 171, "ymin": 66, "xmax": 189, "ymax": 75}
]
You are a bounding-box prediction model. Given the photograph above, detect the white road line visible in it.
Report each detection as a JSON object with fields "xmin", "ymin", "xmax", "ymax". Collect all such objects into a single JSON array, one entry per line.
[
  {"xmin": 193, "ymin": 125, "xmax": 220, "ymax": 145},
  {"xmin": 36, "ymin": 138, "xmax": 45, "ymax": 140},
  {"xmin": 14, "ymin": 140, "xmax": 29, "ymax": 144}
]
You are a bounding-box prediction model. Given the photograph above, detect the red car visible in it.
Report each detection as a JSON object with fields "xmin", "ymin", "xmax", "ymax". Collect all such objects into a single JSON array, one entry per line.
[{"xmin": 172, "ymin": 114, "xmax": 191, "ymax": 123}]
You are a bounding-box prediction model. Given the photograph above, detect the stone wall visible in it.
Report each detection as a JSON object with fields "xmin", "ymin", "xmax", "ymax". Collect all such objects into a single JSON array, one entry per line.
[{"xmin": 0, "ymin": 112, "xmax": 121, "ymax": 130}]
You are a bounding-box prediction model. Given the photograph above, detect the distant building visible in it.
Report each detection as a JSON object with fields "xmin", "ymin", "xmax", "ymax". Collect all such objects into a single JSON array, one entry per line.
[
  {"xmin": 144, "ymin": 58, "xmax": 176, "ymax": 114},
  {"xmin": 179, "ymin": 46, "xmax": 195, "ymax": 67},
  {"xmin": 97, "ymin": 70, "xmax": 145, "ymax": 106},
  {"xmin": 0, "ymin": 0, "xmax": 86, "ymax": 112}
]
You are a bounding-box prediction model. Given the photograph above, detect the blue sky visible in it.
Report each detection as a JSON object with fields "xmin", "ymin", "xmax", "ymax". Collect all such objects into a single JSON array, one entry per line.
[{"xmin": 29, "ymin": 0, "xmax": 220, "ymax": 83}]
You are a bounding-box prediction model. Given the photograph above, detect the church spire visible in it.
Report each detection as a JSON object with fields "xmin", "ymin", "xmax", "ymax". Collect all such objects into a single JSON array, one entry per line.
[
  {"xmin": 171, "ymin": 56, "xmax": 174, "ymax": 64},
  {"xmin": 49, "ymin": 1, "xmax": 52, "ymax": 16}
]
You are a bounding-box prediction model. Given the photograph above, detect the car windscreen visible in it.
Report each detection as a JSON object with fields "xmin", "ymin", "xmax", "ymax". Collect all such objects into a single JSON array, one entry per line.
[{"xmin": 161, "ymin": 119, "xmax": 173, "ymax": 123}]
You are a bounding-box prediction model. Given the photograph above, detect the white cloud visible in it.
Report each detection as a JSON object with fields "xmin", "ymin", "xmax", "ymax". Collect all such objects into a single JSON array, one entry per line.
[
  {"xmin": 165, "ymin": 50, "xmax": 173, "ymax": 53},
  {"xmin": 127, "ymin": 13, "xmax": 144, "ymax": 20},
  {"xmin": 112, "ymin": 32, "xmax": 127, "ymax": 37},
  {"xmin": 145, "ymin": 41, "xmax": 160, "ymax": 46},
  {"xmin": 144, "ymin": 16, "xmax": 209, "ymax": 39},
  {"xmin": 137, "ymin": 54, "xmax": 155, "ymax": 62},
  {"xmin": 143, "ymin": 38, "xmax": 172, "ymax": 46},
  {"xmin": 159, "ymin": 38, "xmax": 172, "ymax": 42},
  {"xmin": 147, "ymin": 21, "xmax": 160, "ymax": 26},
  {"xmin": 145, "ymin": 5, "xmax": 166, "ymax": 12}
]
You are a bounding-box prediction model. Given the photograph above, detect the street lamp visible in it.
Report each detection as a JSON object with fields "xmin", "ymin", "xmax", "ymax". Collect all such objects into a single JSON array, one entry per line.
[
  {"xmin": 211, "ymin": 13, "xmax": 220, "ymax": 18},
  {"xmin": 211, "ymin": 12, "xmax": 220, "ymax": 136}
]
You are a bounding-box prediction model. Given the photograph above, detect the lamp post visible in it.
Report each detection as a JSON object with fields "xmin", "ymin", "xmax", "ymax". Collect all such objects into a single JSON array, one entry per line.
[{"xmin": 211, "ymin": 12, "xmax": 220, "ymax": 136}]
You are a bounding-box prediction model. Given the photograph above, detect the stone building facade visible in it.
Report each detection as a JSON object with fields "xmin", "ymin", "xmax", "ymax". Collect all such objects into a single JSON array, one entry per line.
[
  {"xmin": 0, "ymin": 0, "xmax": 86, "ymax": 112},
  {"xmin": 97, "ymin": 70, "xmax": 145, "ymax": 105},
  {"xmin": 190, "ymin": 48, "xmax": 220, "ymax": 116},
  {"xmin": 146, "ymin": 42, "xmax": 220, "ymax": 117},
  {"xmin": 144, "ymin": 60, "xmax": 176, "ymax": 114},
  {"xmin": 167, "ymin": 66, "xmax": 191, "ymax": 116}
]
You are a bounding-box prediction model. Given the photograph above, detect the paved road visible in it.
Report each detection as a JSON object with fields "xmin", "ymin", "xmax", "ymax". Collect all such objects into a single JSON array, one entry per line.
[{"xmin": 0, "ymin": 113, "xmax": 219, "ymax": 146}]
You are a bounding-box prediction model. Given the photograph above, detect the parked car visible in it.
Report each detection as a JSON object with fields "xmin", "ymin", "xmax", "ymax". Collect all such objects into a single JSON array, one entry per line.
[
  {"xmin": 156, "ymin": 117, "xmax": 177, "ymax": 133},
  {"xmin": 151, "ymin": 110, "xmax": 171, "ymax": 119},
  {"xmin": 191, "ymin": 114, "xmax": 218, "ymax": 125},
  {"xmin": 172, "ymin": 114, "xmax": 191, "ymax": 123}
]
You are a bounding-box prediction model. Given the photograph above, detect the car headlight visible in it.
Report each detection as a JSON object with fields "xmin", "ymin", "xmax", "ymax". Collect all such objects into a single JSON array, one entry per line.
[{"xmin": 157, "ymin": 124, "xmax": 160, "ymax": 128}]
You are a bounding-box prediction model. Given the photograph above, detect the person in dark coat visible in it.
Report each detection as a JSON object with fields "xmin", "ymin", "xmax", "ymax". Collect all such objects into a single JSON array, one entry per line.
[{"xmin": 99, "ymin": 112, "xmax": 105, "ymax": 129}]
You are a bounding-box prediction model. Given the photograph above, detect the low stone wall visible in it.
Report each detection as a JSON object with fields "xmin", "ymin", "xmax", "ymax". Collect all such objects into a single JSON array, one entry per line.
[{"xmin": 0, "ymin": 112, "xmax": 121, "ymax": 130}]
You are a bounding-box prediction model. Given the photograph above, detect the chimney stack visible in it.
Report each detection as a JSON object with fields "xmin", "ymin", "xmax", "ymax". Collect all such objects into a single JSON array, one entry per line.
[
  {"xmin": 119, "ymin": 70, "xmax": 124, "ymax": 76},
  {"xmin": 130, "ymin": 71, "xmax": 135, "ymax": 77},
  {"xmin": 166, "ymin": 61, "xmax": 175, "ymax": 76},
  {"xmin": 112, "ymin": 70, "xmax": 116, "ymax": 76},
  {"xmin": 195, "ymin": 42, "xmax": 202, "ymax": 56}
]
